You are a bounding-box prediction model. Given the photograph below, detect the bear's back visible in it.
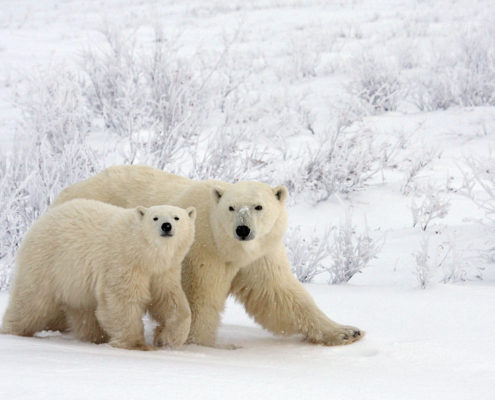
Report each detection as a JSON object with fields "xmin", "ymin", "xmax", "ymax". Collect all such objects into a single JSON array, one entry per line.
[
  {"xmin": 19, "ymin": 199, "xmax": 134, "ymax": 272},
  {"xmin": 14, "ymin": 199, "xmax": 136, "ymax": 309}
]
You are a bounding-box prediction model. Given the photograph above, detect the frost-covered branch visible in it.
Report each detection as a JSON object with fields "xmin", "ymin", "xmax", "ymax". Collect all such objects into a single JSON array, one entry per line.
[
  {"xmin": 460, "ymin": 154, "xmax": 495, "ymax": 220},
  {"xmin": 286, "ymin": 213, "xmax": 382, "ymax": 284},
  {"xmin": 286, "ymin": 226, "xmax": 331, "ymax": 283},
  {"xmin": 281, "ymin": 122, "xmax": 390, "ymax": 204},
  {"xmin": 411, "ymin": 182, "xmax": 450, "ymax": 231},
  {"xmin": 347, "ymin": 51, "xmax": 403, "ymax": 114},
  {"xmin": 328, "ymin": 213, "xmax": 382, "ymax": 284},
  {"xmin": 0, "ymin": 69, "xmax": 101, "ymax": 290},
  {"xmin": 81, "ymin": 25, "xmax": 209, "ymax": 169}
]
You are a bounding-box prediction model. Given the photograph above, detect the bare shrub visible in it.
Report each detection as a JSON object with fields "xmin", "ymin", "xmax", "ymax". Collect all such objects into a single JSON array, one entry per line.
[
  {"xmin": 286, "ymin": 213, "xmax": 382, "ymax": 284},
  {"xmin": 286, "ymin": 226, "xmax": 331, "ymax": 283},
  {"xmin": 460, "ymin": 153, "xmax": 495, "ymax": 219},
  {"xmin": 81, "ymin": 25, "xmax": 207, "ymax": 168},
  {"xmin": 282, "ymin": 122, "xmax": 390, "ymax": 204},
  {"xmin": 15, "ymin": 68, "xmax": 91, "ymax": 150},
  {"xmin": 459, "ymin": 152, "xmax": 495, "ymax": 273},
  {"xmin": 187, "ymin": 127, "xmax": 270, "ymax": 182},
  {"xmin": 401, "ymin": 145, "xmax": 440, "ymax": 195},
  {"xmin": 413, "ymin": 227, "xmax": 484, "ymax": 288},
  {"xmin": 0, "ymin": 137, "xmax": 100, "ymax": 290},
  {"xmin": 327, "ymin": 213, "xmax": 381, "ymax": 284},
  {"xmin": 0, "ymin": 69, "xmax": 100, "ymax": 290},
  {"xmin": 455, "ymin": 24, "xmax": 495, "ymax": 107},
  {"xmin": 440, "ymin": 232, "xmax": 484, "ymax": 284},
  {"xmin": 413, "ymin": 231, "xmax": 437, "ymax": 289},
  {"xmin": 412, "ymin": 21, "xmax": 495, "ymax": 111},
  {"xmin": 409, "ymin": 179, "xmax": 458, "ymax": 288},
  {"xmin": 411, "ymin": 181, "xmax": 450, "ymax": 231},
  {"xmin": 410, "ymin": 71, "xmax": 457, "ymax": 112},
  {"xmin": 285, "ymin": 35, "xmax": 321, "ymax": 81},
  {"xmin": 81, "ymin": 26, "xmax": 147, "ymax": 138},
  {"xmin": 347, "ymin": 51, "xmax": 403, "ymax": 114},
  {"xmin": 409, "ymin": 157, "xmax": 495, "ymax": 287}
]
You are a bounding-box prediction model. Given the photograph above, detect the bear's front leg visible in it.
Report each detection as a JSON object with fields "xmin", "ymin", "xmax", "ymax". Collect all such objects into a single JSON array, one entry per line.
[
  {"xmin": 96, "ymin": 294, "xmax": 151, "ymax": 351},
  {"xmin": 230, "ymin": 245, "xmax": 364, "ymax": 346},
  {"xmin": 185, "ymin": 301, "xmax": 222, "ymax": 347},
  {"xmin": 181, "ymin": 260, "xmax": 236, "ymax": 348},
  {"xmin": 149, "ymin": 272, "xmax": 191, "ymax": 348}
]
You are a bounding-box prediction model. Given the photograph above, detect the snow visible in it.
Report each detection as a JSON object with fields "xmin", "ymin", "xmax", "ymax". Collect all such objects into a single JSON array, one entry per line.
[
  {"xmin": 1, "ymin": 285, "xmax": 494, "ymax": 400},
  {"xmin": 1, "ymin": 0, "xmax": 495, "ymax": 398}
]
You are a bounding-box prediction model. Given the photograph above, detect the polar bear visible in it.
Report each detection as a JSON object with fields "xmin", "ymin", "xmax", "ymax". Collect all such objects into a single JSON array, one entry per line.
[
  {"xmin": 52, "ymin": 165, "xmax": 363, "ymax": 347},
  {"xmin": 2, "ymin": 199, "xmax": 196, "ymax": 350}
]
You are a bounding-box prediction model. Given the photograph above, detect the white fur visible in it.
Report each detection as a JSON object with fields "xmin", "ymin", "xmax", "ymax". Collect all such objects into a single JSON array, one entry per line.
[
  {"xmin": 2, "ymin": 199, "xmax": 195, "ymax": 350},
  {"xmin": 52, "ymin": 165, "xmax": 364, "ymax": 347}
]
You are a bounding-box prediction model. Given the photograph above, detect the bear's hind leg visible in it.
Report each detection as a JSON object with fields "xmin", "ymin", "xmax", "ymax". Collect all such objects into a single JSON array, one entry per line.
[
  {"xmin": 2, "ymin": 295, "xmax": 60, "ymax": 337},
  {"xmin": 66, "ymin": 308, "xmax": 109, "ymax": 344},
  {"xmin": 45, "ymin": 309, "xmax": 69, "ymax": 333}
]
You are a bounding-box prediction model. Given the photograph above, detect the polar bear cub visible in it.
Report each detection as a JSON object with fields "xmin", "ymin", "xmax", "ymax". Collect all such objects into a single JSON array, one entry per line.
[{"xmin": 1, "ymin": 199, "xmax": 195, "ymax": 350}]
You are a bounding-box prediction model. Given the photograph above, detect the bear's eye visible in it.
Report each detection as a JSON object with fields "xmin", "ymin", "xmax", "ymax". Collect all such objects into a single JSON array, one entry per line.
[
  {"xmin": 229, "ymin": 206, "xmax": 234, "ymax": 211},
  {"xmin": 174, "ymin": 216, "xmax": 179, "ymax": 221},
  {"xmin": 255, "ymin": 205, "xmax": 263, "ymax": 211},
  {"xmin": 153, "ymin": 217, "xmax": 158, "ymax": 221}
]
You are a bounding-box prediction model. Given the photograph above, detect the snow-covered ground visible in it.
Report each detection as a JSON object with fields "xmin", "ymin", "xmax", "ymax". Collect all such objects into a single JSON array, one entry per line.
[
  {"xmin": 1, "ymin": 0, "xmax": 495, "ymax": 399},
  {"xmin": 2, "ymin": 284, "xmax": 494, "ymax": 400}
]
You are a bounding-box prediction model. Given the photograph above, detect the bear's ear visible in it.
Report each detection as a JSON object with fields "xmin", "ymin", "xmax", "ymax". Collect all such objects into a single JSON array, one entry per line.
[
  {"xmin": 136, "ymin": 206, "xmax": 147, "ymax": 219},
  {"xmin": 186, "ymin": 207, "xmax": 196, "ymax": 221},
  {"xmin": 212, "ymin": 187, "xmax": 224, "ymax": 204},
  {"xmin": 272, "ymin": 185, "xmax": 288, "ymax": 203}
]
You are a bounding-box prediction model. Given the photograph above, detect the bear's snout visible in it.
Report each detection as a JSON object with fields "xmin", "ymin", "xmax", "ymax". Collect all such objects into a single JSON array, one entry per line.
[
  {"xmin": 235, "ymin": 225, "xmax": 251, "ymax": 241},
  {"xmin": 161, "ymin": 222, "xmax": 173, "ymax": 237}
]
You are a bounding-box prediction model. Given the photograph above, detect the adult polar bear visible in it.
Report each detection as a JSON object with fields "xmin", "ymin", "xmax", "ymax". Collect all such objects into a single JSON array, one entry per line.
[{"xmin": 53, "ymin": 165, "xmax": 363, "ymax": 347}]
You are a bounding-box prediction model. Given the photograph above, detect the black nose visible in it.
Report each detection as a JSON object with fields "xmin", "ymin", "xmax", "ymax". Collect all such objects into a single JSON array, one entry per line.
[
  {"xmin": 236, "ymin": 225, "xmax": 250, "ymax": 239},
  {"xmin": 161, "ymin": 222, "xmax": 172, "ymax": 233}
]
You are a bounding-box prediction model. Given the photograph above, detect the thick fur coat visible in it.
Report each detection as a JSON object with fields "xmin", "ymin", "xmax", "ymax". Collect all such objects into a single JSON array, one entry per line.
[
  {"xmin": 52, "ymin": 165, "xmax": 363, "ymax": 347},
  {"xmin": 2, "ymin": 199, "xmax": 195, "ymax": 350}
]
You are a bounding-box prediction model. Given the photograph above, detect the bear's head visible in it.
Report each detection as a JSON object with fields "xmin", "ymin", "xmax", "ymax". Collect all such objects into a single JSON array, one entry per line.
[
  {"xmin": 211, "ymin": 181, "xmax": 288, "ymax": 246},
  {"xmin": 136, "ymin": 204, "xmax": 196, "ymax": 252}
]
